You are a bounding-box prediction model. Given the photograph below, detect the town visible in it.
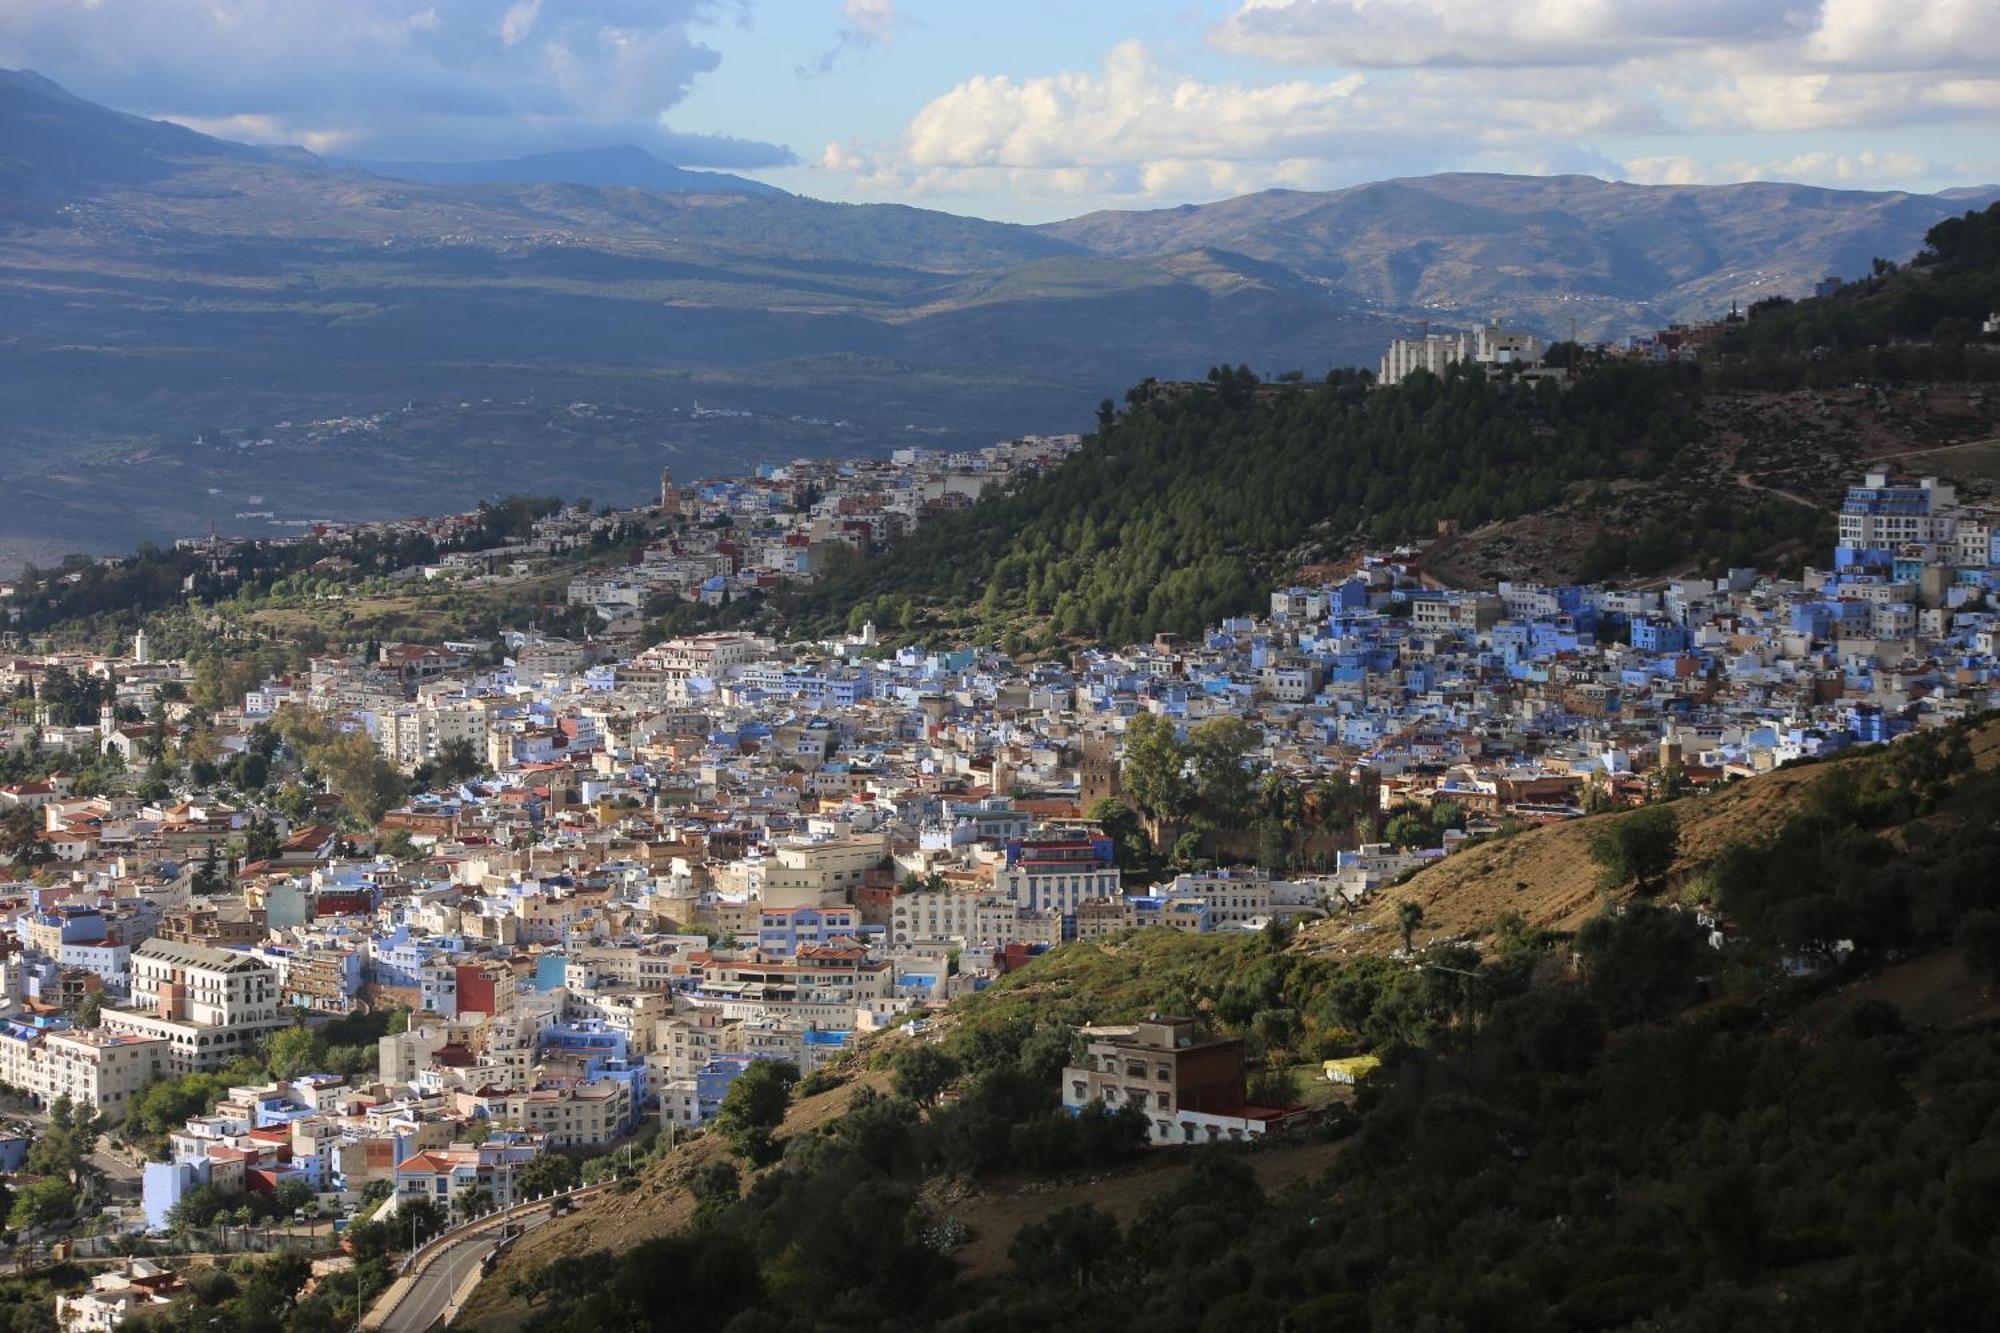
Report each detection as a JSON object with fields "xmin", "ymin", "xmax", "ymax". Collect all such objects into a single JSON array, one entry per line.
[{"xmin": 0, "ymin": 400, "xmax": 1993, "ymax": 1313}]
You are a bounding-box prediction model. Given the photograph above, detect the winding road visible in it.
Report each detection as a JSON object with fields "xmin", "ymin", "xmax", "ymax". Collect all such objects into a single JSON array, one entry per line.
[{"xmin": 376, "ymin": 1225, "xmax": 524, "ymax": 1333}]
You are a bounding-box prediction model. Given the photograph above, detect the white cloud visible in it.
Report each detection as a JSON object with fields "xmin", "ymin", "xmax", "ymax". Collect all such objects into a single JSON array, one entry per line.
[
  {"xmin": 1622, "ymin": 149, "xmax": 1934, "ymax": 188},
  {"xmin": 0, "ymin": 0, "xmax": 794, "ymax": 165},
  {"xmin": 1212, "ymin": 0, "xmax": 1801, "ymax": 70},
  {"xmin": 498, "ymin": 0, "xmax": 541, "ymax": 48},
  {"xmin": 798, "ymin": 0, "xmax": 903, "ymax": 78},
  {"xmin": 842, "ymin": 0, "xmax": 898, "ymax": 43},
  {"xmin": 810, "ymin": 3, "xmax": 1997, "ymax": 210},
  {"xmin": 1620, "ymin": 155, "xmax": 1708, "ymax": 186},
  {"xmin": 903, "ymin": 43, "xmax": 1366, "ymax": 170},
  {"xmin": 1805, "ymin": 0, "xmax": 2000, "ymax": 69},
  {"xmin": 824, "ymin": 41, "xmax": 1674, "ymax": 207}
]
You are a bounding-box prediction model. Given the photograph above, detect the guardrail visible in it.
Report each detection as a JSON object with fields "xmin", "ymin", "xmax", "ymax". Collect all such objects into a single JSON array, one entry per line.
[
  {"xmin": 396, "ymin": 1179, "xmax": 614, "ymax": 1274},
  {"xmin": 361, "ymin": 1180, "xmax": 618, "ymax": 1331}
]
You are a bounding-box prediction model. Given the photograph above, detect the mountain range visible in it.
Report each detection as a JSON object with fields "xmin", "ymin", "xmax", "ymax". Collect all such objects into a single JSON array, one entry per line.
[
  {"xmin": 338, "ymin": 145, "xmax": 785, "ymax": 197},
  {"xmin": 0, "ymin": 66, "xmax": 1994, "ymax": 567}
]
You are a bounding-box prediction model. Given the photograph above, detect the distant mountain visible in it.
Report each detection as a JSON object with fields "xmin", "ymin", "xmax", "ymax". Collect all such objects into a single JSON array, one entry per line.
[
  {"xmin": 341, "ymin": 144, "xmax": 785, "ymax": 197},
  {"xmin": 0, "ymin": 67, "xmax": 315, "ymax": 215},
  {"xmin": 2, "ymin": 68, "xmax": 1996, "ymax": 567},
  {"xmin": 1044, "ymin": 173, "xmax": 2000, "ymax": 338},
  {"xmin": 0, "ymin": 70, "xmax": 1402, "ymax": 565}
]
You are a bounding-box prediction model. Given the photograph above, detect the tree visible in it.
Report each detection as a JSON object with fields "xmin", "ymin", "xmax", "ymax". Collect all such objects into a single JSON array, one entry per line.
[
  {"xmin": 891, "ymin": 1045, "xmax": 961, "ymax": 1106},
  {"xmin": 275, "ymin": 1176, "xmax": 316, "ymax": 1216},
  {"xmin": 1577, "ymin": 904, "xmax": 1706, "ymax": 1024},
  {"xmin": 27, "ymin": 1096, "xmax": 105, "ymax": 1204},
  {"xmin": 1010, "ymin": 1203, "xmax": 1121, "ymax": 1289},
  {"xmin": 1122, "ymin": 713, "xmax": 1191, "ymax": 829},
  {"xmin": 243, "ymin": 813, "xmax": 282, "ymax": 864},
  {"xmin": 1397, "ymin": 900, "xmax": 1425, "ymax": 955},
  {"xmin": 312, "ymin": 729, "xmax": 409, "ymax": 823},
  {"xmin": 1588, "ymin": 805, "xmax": 1682, "ymax": 894},
  {"xmin": 1188, "ymin": 716, "xmax": 1258, "ymax": 824},
  {"xmin": 1246, "ymin": 1065, "xmax": 1303, "ymax": 1107},
  {"xmin": 715, "ymin": 1059, "xmax": 799, "ymax": 1163},
  {"xmin": 0, "ymin": 805, "xmax": 55, "ymax": 867},
  {"xmin": 1088, "ymin": 797, "xmax": 1150, "ymax": 874},
  {"xmin": 192, "ymin": 839, "xmax": 227, "ymax": 894},
  {"xmin": 1958, "ymin": 911, "xmax": 2000, "ymax": 991},
  {"xmin": 72, "ymin": 989, "xmax": 104, "ymax": 1030},
  {"xmin": 264, "ymin": 1024, "xmax": 321, "ymax": 1080},
  {"xmin": 414, "ymin": 738, "xmax": 483, "ymax": 791},
  {"xmin": 516, "ymin": 1152, "xmax": 580, "ymax": 1198},
  {"xmin": 8, "ymin": 1178, "xmax": 76, "ymax": 1233}
]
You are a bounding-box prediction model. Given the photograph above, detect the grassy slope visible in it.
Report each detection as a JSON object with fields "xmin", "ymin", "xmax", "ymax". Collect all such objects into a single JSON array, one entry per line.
[
  {"xmin": 459, "ymin": 1069, "xmax": 895, "ymax": 1331},
  {"xmin": 1302, "ymin": 716, "xmax": 2000, "ymax": 957}
]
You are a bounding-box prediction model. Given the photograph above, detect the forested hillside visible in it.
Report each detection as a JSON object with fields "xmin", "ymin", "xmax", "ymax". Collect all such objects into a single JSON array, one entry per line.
[
  {"xmin": 793, "ymin": 361, "xmax": 1712, "ymax": 644},
  {"xmin": 1714, "ymin": 200, "xmax": 2000, "ymax": 388},
  {"xmin": 788, "ymin": 203, "xmax": 2000, "ymax": 649}
]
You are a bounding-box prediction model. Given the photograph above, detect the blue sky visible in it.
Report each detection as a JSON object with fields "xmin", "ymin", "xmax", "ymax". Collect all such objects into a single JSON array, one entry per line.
[{"xmin": 4, "ymin": 0, "xmax": 1996, "ymax": 222}]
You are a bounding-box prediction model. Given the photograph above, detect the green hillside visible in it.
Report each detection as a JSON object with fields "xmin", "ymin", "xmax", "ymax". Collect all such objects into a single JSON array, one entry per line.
[
  {"xmin": 789, "ymin": 359, "xmax": 1825, "ymax": 644},
  {"xmin": 1714, "ymin": 200, "xmax": 2000, "ymax": 388},
  {"xmin": 789, "ymin": 204, "xmax": 2000, "ymax": 649}
]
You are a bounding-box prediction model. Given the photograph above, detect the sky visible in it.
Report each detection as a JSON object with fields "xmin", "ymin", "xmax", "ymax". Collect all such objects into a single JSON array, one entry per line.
[{"xmin": 3, "ymin": 0, "xmax": 1997, "ymax": 222}]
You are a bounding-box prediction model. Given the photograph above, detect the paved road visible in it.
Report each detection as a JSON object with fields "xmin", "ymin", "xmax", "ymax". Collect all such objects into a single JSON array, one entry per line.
[
  {"xmin": 89, "ymin": 1137, "xmax": 145, "ymax": 1197},
  {"xmin": 379, "ymin": 1230, "xmax": 507, "ymax": 1333},
  {"xmin": 376, "ymin": 1210, "xmax": 565, "ymax": 1333}
]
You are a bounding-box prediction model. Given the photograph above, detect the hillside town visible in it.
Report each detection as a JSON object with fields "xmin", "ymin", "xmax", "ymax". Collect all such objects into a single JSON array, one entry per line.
[{"xmin": 0, "ymin": 442, "xmax": 1996, "ymax": 1272}]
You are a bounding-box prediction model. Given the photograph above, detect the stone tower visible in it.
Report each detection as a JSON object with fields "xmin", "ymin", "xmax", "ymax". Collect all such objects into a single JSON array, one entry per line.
[
  {"xmin": 1079, "ymin": 734, "xmax": 1119, "ymax": 808},
  {"xmin": 659, "ymin": 466, "xmax": 681, "ymax": 518}
]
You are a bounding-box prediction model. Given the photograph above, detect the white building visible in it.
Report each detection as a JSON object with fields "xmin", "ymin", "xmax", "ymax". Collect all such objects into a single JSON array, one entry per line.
[
  {"xmin": 1379, "ymin": 331, "xmax": 1472, "ymax": 386},
  {"xmin": 102, "ymin": 940, "xmax": 286, "ymax": 1074},
  {"xmin": 0, "ymin": 1025, "xmax": 166, "ymax": 1122}
]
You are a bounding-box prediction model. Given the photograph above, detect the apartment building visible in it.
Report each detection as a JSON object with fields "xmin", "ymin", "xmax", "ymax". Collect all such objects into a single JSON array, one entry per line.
[
  {"xmin": 890, "ymin": 890, "xmax": 1029, "ymax": 947},
  {"xmin": 993, "ymin": 832, "xmax": 1120, "ymax": 935},
  {"xmin": 0, "ymin": 1021, "xmax": 165, "ymax": 1122},
  {"xmin": 1060, "ymin": 1017, "xmax": 1273, "ymax": 1146},
  {"xmin": 761, "ymin": 834, "xmax": 887, "ymax": 909},
  {"xmin": 101, "ymin": 940, "xmax": 286, "ymax": 1074}
]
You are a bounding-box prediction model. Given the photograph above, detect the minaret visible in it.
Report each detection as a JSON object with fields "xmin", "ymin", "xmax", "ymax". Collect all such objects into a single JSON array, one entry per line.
[
  {"xmin": 132, "ymin": 628, "xmax": 150, "ymax": 665},
  {"xmin": 659, "ymin": 466, "xmax": 681, "ymax": 518},
  {"xmin": 99, "ymin": 702, "xmax": 117, "ymax": 741}
]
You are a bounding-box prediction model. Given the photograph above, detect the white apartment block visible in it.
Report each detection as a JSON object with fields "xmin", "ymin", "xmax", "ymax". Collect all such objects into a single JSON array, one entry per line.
[
  {"xmin": 1379, "ymin": 318, "xmax": 1542, "ymax": 386},
  {"xmin": 890, "ymin": 891, "xmax": 1026, "ymax": 947},
  {"xmin": 102, "ymin": 940, "xmax": 286, "ymax": 1074},
  {"xmin": 0, "ymin": 1026, "xmax": 166, "ymax": 1122},
  {"xmin": 380, "ymin": 703, "xmax": 490, "ymax": 771},
  {"xmin": 1379, "ymin": 331, "xmax": 1471, "ymax": 386}
]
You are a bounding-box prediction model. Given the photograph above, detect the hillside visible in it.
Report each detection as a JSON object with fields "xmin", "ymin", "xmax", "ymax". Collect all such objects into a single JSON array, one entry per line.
[
  {"xmin": 1309, "ymin": 714, "xmax": 2000, "ymax": 956},
  {"xmin": 1713, "ymin": 199, "xmax": 2000, "ymax": 388},
  {"xmin": 784, "ymin": 358, "xmax": 1836, "ymax": 644},
  {"xmin": 1045, "ymin": 173, "xmax": 2000, "ymax": 339},
  {"xmin": 783, "ymin": 200, "xmax": 2000, "ymax": 647},
  {"xmin": 447, "ymin": 713, "xmax": 2000, "ymax": 1333}
]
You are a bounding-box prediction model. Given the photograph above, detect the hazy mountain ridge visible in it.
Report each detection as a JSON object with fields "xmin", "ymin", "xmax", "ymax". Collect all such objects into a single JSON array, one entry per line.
[
  {"xmin": 1045, "ymin": 173, "xmax": 2000, "ymax": 337},
  {"xmin": 1, "ymin": 68, "xmax": 1993, "ymax": 562},
  {"xmin": 339, "ymin": 144, "xmax": 786, "ymax": 197}
]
